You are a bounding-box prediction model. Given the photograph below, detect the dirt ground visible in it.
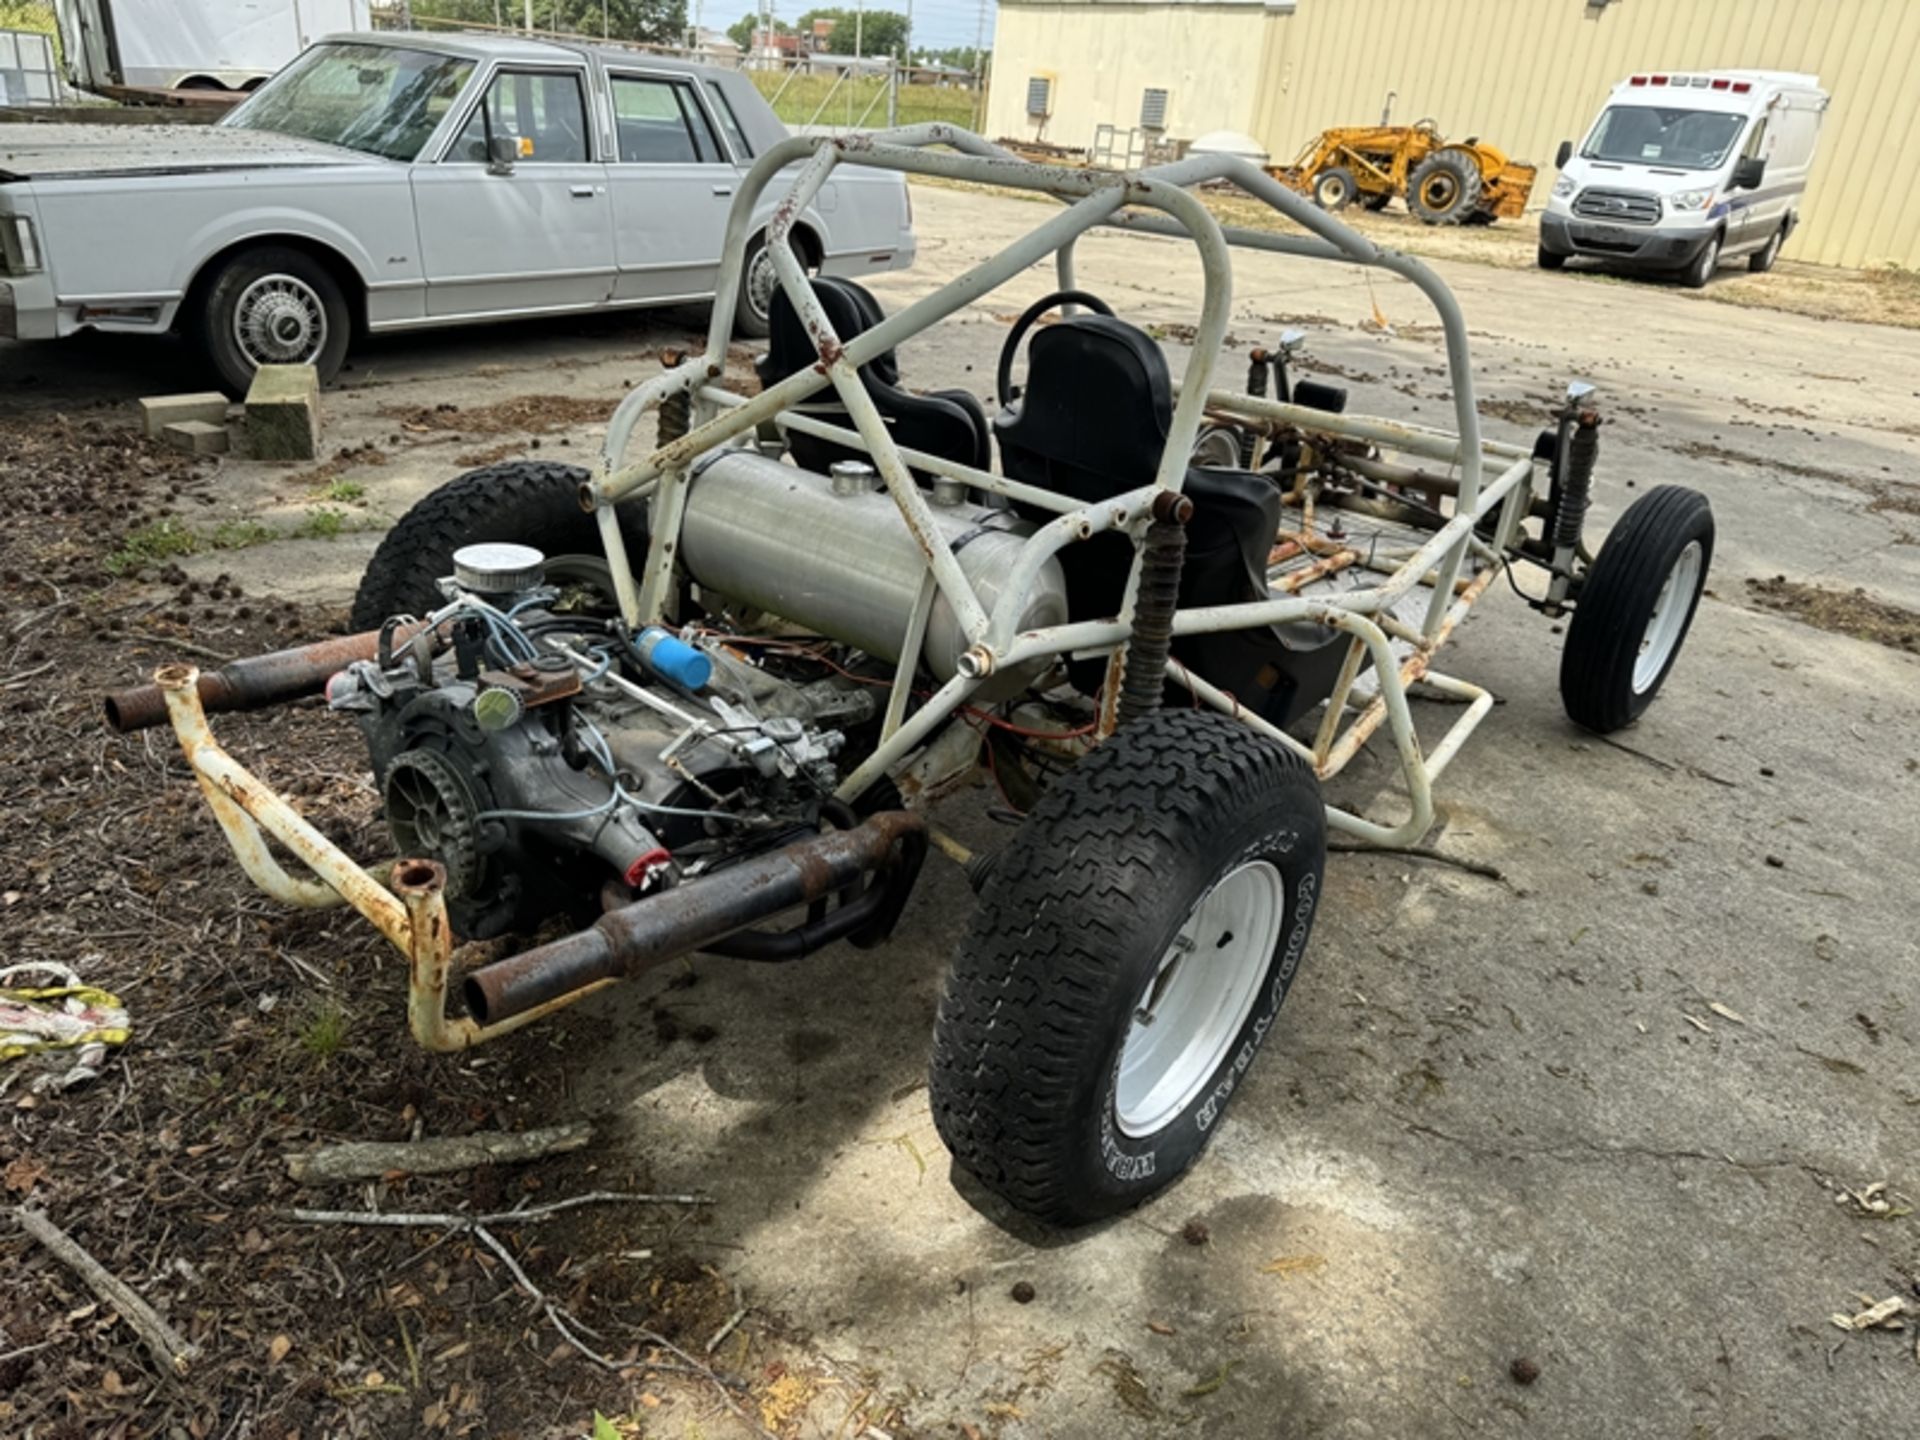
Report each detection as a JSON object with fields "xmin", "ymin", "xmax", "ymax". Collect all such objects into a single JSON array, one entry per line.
[{"xmin": 3, "ymin": 180, "xmax": 1919, "ymax": 1440}]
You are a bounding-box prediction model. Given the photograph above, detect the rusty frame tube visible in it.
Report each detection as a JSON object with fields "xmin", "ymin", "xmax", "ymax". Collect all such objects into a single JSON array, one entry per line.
[
  {"xmin": 153, "ymin": 668, "xmax": 606, "ymax": 1052},
  {"xmin": 105, "ymin": 624, "xmax": 424, "ymax": 734},
  {"xmin": 461, "ymin": 811, "xmax": 926, "ymax": 1027}
]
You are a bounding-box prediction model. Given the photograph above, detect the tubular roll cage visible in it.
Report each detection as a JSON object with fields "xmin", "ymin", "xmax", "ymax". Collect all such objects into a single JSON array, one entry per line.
[{"xmin": 586, "ymin": 123, "xmax": 1541, "ymax": 847}]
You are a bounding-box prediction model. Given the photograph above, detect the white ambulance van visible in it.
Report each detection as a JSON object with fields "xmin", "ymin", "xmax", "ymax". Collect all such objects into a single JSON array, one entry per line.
[{"xmin": 1540, "ymin": 71, "xmax": 1828, "ymax": 287}]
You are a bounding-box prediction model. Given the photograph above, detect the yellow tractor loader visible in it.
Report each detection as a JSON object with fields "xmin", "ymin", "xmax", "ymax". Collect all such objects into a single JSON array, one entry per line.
[{"xmin": 1270, "ymin": 120, "xmax": 1537, "ymax": 226}]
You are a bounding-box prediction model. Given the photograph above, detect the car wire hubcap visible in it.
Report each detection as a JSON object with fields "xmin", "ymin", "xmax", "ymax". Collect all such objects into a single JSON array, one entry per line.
[
  {"xmin": 234, "ymin": 274, "xmax": 326, "ymax": 367},
  {"xmin": 1115, "ymin": 860, "xmax": 1286, "ymax": 1138},
  {"xmin": 1634, "ymin": 539, "xmax": 1703, "ymax": 693},
  {"xmin": 747, "ymin": 248, "xmax": 777, "ymax": 322}
]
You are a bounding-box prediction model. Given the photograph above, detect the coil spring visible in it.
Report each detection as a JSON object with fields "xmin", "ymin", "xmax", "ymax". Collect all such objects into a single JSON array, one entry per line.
[
  {"xmin": 1116, "ymin": 494, "xmax": 1193, "ymax": 728},
  {"xmin": 1553, "ymin": 415, "xmax": 1599, "ymax": 551}
]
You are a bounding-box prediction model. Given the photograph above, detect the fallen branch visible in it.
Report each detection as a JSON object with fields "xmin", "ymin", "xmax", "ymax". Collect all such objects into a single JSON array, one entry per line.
[
  {"xmin": 288, "ymin": 1189, "xmax": 710, "ymax": 1229},
  {"xmin": 1329, "ymin": 842, "xmax": 1509, "ymax": 884},
  {"xmin": 14, "ymin": 1207, "xmax": 198, "ymax": 1377},
  {"xmin": 286, "ymin": 1122, "xmax": 593, "ymax": 1185}
]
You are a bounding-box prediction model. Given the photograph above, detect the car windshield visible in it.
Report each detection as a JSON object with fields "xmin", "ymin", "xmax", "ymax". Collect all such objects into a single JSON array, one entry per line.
[
  {"xmin": 223, "ymin": 42, "xmax": 474, "ymax": 162},
  {"xmin": 1581, "ymin": 105, "xmax": 1747, "ymax": 171}
]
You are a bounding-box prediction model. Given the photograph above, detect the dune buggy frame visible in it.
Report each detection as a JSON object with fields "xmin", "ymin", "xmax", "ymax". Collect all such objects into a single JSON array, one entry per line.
[
  {"xmin": 133, "ymin": 124, "xmax": 1554, "ymax": 1051},
  {"xmin": 591, "ymin": 122, "xmax": 1536, "ymax": 844}
]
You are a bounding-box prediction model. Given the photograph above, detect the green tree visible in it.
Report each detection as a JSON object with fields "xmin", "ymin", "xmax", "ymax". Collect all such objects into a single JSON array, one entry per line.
[
  {"xmin": 553, "ymin": 0, "xmax": 687, "ymax": 43},
  {"xmin": 796, "ymin": 8, "xmax": 910, "ymax": 58}
]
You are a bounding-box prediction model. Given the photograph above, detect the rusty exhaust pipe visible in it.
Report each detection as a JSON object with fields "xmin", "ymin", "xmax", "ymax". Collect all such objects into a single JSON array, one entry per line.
[
  {"xmin": 103, "ymin": 623, "xmax": 427, "ymax": 734},
  {"xmin": 461, "ymin": 811, "xmax": 925, "ymax": 1027}
]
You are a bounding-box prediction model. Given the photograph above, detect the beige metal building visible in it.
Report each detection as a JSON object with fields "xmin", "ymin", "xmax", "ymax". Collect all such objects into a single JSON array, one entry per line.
[{"xmin": 987, "ymin": 0, "xmax": 1920, "ymax": 268}]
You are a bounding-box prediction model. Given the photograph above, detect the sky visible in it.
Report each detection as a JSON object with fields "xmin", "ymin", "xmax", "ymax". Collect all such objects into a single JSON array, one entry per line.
[{"xmin": 689, "ymin": 0, "xmax": 998, "ymax": 54}]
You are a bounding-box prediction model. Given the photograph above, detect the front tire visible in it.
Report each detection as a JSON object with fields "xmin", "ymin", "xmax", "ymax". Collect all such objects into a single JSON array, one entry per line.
[
  {"xmin": 1312, "ymin": 167, "xmax": 1358, "ymax": 211},
  {"xmin": 1537, "ymin": 246, "xmax": 1568, "ymax": 271},
  {"xmin": 930, "ymin": 709, "xmax": 1326, "ymax": 1225},
  {"xmin": 1683, "ymin": 234, "xmax": 1722, "ymax": 289},
  {"xmin": 1560, "ymin": 485, "xmax": 1714, "ymax": 734},
  {"xmin": 350, "ymin": 460, "xmax": 646, "ymax": 630},
  {"xmin": 196, "ymin": 245, "xmax": 350, "ymax": 396}
]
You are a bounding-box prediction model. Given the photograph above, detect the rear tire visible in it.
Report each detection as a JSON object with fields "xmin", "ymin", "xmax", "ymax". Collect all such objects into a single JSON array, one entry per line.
[
  {"xmin": 930, "ymin": 709, "xmax": 1326, "ymax": 1225},
  {"xmin": 1748, "ymin": 225, "xmax": 1785, "ymax": 273},
  {"xmin": 1407, "ymin": 149, "xmax": 1483, "ymax": 225},
  {"xmin": 350, "ymin": 460, "xmax": 646, "ymax": 630},
  {"xmin": 196, "ymin": 245, "xmax": 351, "ymax": 397},
  {"xmin": 1537, "ymin": 247, "xmax": 1568, "ymax": 271},
  {"xmin": 1560, "ymin": 485, "xmax": 1714, "ymax": 734},
  {"xmin": 1312, "ymin": 167, "xmax": 1358, "ymax": 211}
]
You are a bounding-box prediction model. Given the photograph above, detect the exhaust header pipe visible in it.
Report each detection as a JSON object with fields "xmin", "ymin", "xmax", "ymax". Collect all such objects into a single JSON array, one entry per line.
[
  {"xmin": 103, "ymin": 623, "xmax": 426, "ymax": 734},
  {"xmin": 462, "ymin": 811, "xmax": 926, "ymax": 1027}
]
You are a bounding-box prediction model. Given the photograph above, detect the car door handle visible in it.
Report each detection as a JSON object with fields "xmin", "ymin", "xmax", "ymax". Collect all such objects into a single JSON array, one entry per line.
[
  {"xmin": 569, "ymin": 185, "xmax": 597, "ymax": 198},
  {"xmin": 711, "ymin": 185, "xmax": 734, "ymax": 197}
]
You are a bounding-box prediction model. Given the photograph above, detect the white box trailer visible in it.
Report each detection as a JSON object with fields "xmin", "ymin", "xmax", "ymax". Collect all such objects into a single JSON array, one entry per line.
[{"xmin": 56, "ymin": 0, "xmax": 370, "ymax": 92}]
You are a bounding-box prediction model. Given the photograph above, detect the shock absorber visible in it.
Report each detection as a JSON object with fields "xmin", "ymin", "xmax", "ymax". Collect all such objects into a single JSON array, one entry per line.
[
  {"xmin": 1545, "ymin": 382, "xmax": 1601, "ymax": 615},
  {"xmin": 1116, "ymin": 491, "xmax": 1193, "ymax": 728}
]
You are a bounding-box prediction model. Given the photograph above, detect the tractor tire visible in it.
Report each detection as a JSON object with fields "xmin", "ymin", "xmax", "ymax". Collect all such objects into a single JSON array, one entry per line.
[
  {"xmin": 1407, "ymin": 149, "xmax": 1484, "ymax": 226},
  {"xmin": 1311, "ymin": 167, "xmax": 1358, "ymax": 211},
  {"xmin": 929, "ymin": 709, "xmax": 1326, "ymax": 1226},
  {"xmin": 1559, "ymin": 485, "xmax": 1714, "ymax": 734},
  {"xmin": 351, "ymin": 460, "xmax": 647, "ymax": 630}
]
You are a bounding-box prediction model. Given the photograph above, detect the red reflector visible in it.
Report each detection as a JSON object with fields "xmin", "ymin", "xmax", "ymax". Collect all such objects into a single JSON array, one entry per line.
[
  {"xmin": 1710, "ymin": 78, "xmax": 1731, "ymax": 90},
  {"xmin": 1651, "ymin": 75, "xmax": 1668, "ymax": 86},
  {"xmin": 1731, "ymin": 82, "xmax": 1751, "ymax": 93},
  {"xmin": 1630, "ymin": 75, "xmax": 1647, "ymax": 85}
]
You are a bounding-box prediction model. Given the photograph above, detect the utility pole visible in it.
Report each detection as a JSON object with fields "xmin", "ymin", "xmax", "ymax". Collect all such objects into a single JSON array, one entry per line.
[
  {"xmin": 970, "ymin": 0, "xmax": 986, "ymax": 130},
  {"xmin": 523, "ymin": 0, "xmax": 533, "ymax": 33},
  {"xmin": 855, "ymin": 0, "xmax": 864, "ymax": 62}
]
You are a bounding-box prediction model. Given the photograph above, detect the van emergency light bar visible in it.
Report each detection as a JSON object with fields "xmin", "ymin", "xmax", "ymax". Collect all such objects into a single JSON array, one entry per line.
[{"xmin": 1629, "ymin": 75, "xmax": 1752, "ymax": 93}]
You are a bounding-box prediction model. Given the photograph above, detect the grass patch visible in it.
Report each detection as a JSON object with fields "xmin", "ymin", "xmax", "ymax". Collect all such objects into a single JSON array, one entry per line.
[
  {"xmin": 297, "ymin": 999, "xmax": 350, "ymax": 1062},
  {"xmin": 105, "ymin": 519, "xmax": 200, "ymax": 575},
  {"xmin": 294, "ymin": 506, "xmax": 352, "ymax": 540},
  {"xmin": 207, "ymin": 519, "xmax": 279, "ymax": 550},
  {"xmin": 747, "ymin": 70, "xmax": 978, "ymax": 131},
  {"xmin": 318, "ymin": 478, "xmax": 366, "ymax": 504}
]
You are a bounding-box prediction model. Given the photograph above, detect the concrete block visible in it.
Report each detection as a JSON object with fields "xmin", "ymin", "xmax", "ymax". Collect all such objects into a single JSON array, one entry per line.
[
  {"xmin": 161, "ymin": 419, "xmax": 229, "ymax": 456},
  {"xmin": 139, "ymin": 391, "xmax": 228, "ymax": 437},
  {"xmin": 244, "ymin": 363, "xmax": 322, "ymax": 461}
]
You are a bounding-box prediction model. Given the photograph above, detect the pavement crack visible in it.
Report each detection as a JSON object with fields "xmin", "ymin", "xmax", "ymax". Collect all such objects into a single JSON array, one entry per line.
[{"xmin": 1402, "ymin": 1120, "xmax": 1826, "ymax": 1179}]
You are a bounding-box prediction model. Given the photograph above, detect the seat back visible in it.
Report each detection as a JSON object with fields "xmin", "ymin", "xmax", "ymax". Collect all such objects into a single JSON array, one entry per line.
[
  {"xmin": 755, "ymin": 277, "xmax": 988, "ymax": 474},
  {"xmin": 994, "ymin": 312, "xmax": 1352, "ymax": 726}
]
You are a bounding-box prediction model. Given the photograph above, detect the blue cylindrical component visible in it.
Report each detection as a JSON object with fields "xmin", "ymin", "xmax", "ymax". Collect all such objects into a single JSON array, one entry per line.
[{"xmin": 634, "ymin": 627, "xmax": 712, "ymax": 692}]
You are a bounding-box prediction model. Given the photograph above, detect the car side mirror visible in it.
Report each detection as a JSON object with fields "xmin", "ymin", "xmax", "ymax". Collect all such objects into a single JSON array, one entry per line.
[
  {"xmin": 487, "ymin": 134, "xmax": 519, "ymax": 176},
  {"xmin": 1731, "ymin": 156, "xmax": 1766, "ymax": 190},
  {"xmin": 1555, "ymin": 139, "xmax": 1573, "ymax": 170}
]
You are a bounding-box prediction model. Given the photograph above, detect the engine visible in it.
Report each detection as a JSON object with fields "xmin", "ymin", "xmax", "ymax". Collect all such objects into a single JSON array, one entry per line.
[{"xmin": 328, "ymin": 541, "xmax": 875, "ymax": 938}]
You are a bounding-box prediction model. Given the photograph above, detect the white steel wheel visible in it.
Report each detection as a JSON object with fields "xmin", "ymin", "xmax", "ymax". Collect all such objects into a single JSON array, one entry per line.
[
  {"xmin": 1633, "ymin": 539, "xmax": 1703, "ymax": 694},
  {"xmin": 233, "ymin": 273, "xmax": 329, "ymax": 368},
  {"xmin": 1560, "ymin": 484, "xmax": 1714, "ymax": 734},
  {"xmin": 1115, "ymin": 860, "xmax": 1287, "ymax": 1139}
]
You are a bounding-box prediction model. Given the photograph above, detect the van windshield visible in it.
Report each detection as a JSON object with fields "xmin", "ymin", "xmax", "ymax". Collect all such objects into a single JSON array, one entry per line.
[{"xmin": 1581, "ymin": 105, "xmax": 1747, "ymax": 171}]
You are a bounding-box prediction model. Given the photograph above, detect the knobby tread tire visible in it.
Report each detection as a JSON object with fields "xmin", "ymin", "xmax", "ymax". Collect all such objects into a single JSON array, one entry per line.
[
  {"xmin": 1560, "ymin": 484, "xmax": 1713, "ymax": 734},
  {"xmin": 929, "ymin": 708, "xmax": 1326, "ymax": 1226},
  {"xmin": 350, "ymin": 461, "xmax": 643, "ymax": 631},
  {"xmin": 1407, "ymin": 149, "xmax": 1483, "ymax": 226}
]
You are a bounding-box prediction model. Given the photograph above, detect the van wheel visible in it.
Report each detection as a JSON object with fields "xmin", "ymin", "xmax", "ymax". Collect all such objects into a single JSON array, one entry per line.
[
  {"xmin": 196, "ymin": 245, "xmax": 351, "ymax": 396},
  {"xmin": 1537, "ymin": 247, "xmax": 1568, "ymax": 271},
  {"xmin": 1748, "ymin": 225, "xmax": 1785, "ymax": 274},
  {"xmin": 1682, "ymin": 235, "xmax": 1721, "ymax": 289}
]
